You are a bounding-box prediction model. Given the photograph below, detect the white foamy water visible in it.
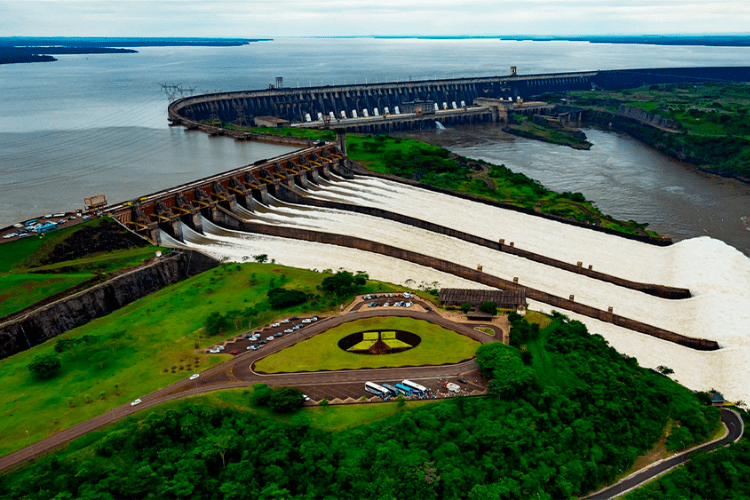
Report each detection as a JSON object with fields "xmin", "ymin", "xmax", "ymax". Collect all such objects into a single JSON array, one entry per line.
[
  {"xmin": 178, "ymin": 219, "xmax": 493, "ymax": 292},
  {"xmin": 234, "ymin": 197, "xmax": 749, "ymax": 348},
  {"xmin": 158, "ymin": 178, "xmax": 750, "ymax": 404}
]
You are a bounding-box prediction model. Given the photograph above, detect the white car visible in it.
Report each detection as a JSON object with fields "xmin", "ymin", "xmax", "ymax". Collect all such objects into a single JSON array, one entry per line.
[
  {"xmin": 272, "ymin": 323, "xmax": 280, "ymax": 327},
  {"xmin": 189, "ymin": 374, "xmax": 200, "ymax": 380},
  {"xmin": 301, "ymin": 319, "xmax": 312, "ymax": 324},
  {"xmin": 131, "ymin": 399, "xmax": 142, "ymax": 406},
  {"xmin": 303, "ymin": 394, "xmax": 311, "ymax": 402},
  {"xmin": 248, "ymin": 345, "xmax": 259, "ymax": 351},
  {"xmin": 284, "ymin": 328, "xmax": 294, "ymax": 333},
  {"xmin": 281, "ymin": 319, "xmax": 290, "ymax": 324},
  {"xmin": 266, "ymin": 336, "xmax": 275, "ymax": 341},
  {"xmin": 217, "ymin": 345, "xmax": 225, "ymax": 351},
  {"xmin": 209, "ymin": 348, "xmax": 220, "ymax": 354}
]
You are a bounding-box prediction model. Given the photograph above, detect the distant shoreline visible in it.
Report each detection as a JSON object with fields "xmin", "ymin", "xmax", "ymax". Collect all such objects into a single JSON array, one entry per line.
[{"xmin": 0, "ymin": 37, "xmax": 271, "ymax": 65}]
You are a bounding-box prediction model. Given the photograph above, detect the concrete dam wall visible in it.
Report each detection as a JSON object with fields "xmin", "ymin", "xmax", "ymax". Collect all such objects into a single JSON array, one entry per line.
[
  {"xmin": 169, "ymin": 73, "xmax": 596, "ymax": 125},
  {"xmin": 0, "ymin": 250, "xmax": 219, "ymax": 360},
  {"xmin": 204, "ymin": 205, "xmax": 718, "ymax": 352},
  {"xmin": 168, "ymin": 67, "xmax": 750, "ymax": 126}
]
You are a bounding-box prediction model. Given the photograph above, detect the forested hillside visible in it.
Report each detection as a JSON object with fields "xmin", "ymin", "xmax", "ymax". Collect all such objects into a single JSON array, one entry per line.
[{"xmin": 0, "ymin": 315, "xmax": 719, "ymax": 499}]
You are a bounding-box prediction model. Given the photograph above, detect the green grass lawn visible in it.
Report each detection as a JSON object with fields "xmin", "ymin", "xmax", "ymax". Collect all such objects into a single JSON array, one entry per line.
[
  {"xmin": 254, "ymin": 316, "xmax": 480, "ymax": 373},
  {"xmin": 6, "ymin": 387, "xmax": 445, "ymax": 471},
  {"xmin": 0, "ymin": 263, "xmax": 404, "ymax": 458},
  {"xmin": 0, "ymin": 219, "xmax": 168, "ymax": 318}
]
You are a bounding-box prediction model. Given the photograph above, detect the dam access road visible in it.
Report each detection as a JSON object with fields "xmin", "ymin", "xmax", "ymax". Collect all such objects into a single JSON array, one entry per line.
[
  {"xmin": 0, "ymin": 300, "xmax": 498, "ymax": 473},
  {"xmin": 1, "ymin": 299, "xmax": 743, "ymax": 500}
]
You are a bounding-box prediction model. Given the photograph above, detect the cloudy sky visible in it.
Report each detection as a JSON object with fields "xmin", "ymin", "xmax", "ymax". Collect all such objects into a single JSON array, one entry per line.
[{"xmin": 2, "ymin": 0, "xmax": 749, "ymax": 37}]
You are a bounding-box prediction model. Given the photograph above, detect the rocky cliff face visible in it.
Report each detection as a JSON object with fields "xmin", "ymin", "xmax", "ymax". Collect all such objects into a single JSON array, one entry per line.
[
  {"xmin": 0, "ymin": 250, "xmax": 218, "ymax": 359},
  {"xmin": 616, "ymin": 104, "xmax": 682, "ymax": 131}
]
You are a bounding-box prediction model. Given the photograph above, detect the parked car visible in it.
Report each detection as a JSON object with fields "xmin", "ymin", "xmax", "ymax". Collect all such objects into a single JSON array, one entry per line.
[
  {"xmin": 311, "ymin": 316, "xmax": 318, "ymax": 322},
  {"xmin": 258, "ymin": 340, "xmax": 267, "ymax": 344},
  {"xmin": 274, "ymin": 332, "xmax": 283, "ymax": 338},
  {"xmin": 281, "ymin": 319, "xmax": 290, "ymax": 324},
  {"xmin": 217, "ymin": 345, "xmax": 225, "ymax": 351},
  {"xmin": 290, "ymin": 316, "xmax": 299, "ymax": 320},
  {"xmin": 368, "ymin": 302, "xmax": 376, "ymax": 307},
  {"xmin": 248, "ymin": 345, "xmax": 259, "ymax": 351},
  {"xmin": 272, "ymin": 323, "xmax": 280, "ymax": 327},
  {"xmin": 302, "ymin": 318, "xmax": 312, "ymax": 324},
  {"xmin": 405, "ymin": 302, "xmax": 413, "ymax": 307},
  {"xmin": 303, "ymin": 394, "xmax": 311, "ymax": 402},
  {"xmin": 209, "ymin": 348, "xmax": 220, "ymax": 354},
  {"xmin": 244, "ymin": 334, "xmax": 253, "ymax": 339},
  {"xmin": 383, "ymin": 302, "xmax": 389, "ymax": 307},
  {"xmin": 229, "ymin": 350, "xmax": 238, "ymax": 355},
  {"xmin": 266, "ymin": 336, "xmax": 275, "ymax": 341},
  {"xmin": 458, "ymin": 376, "xmax": 467, "ymax": 384},
  {"xmin": 284, "ymin": 328, "xmax": 294, "ymax": 334},
  {"xmin": 131, "ymin": 399, "xmax": 142, "ymax": 406},
  {"xmin": 189, "ymin": 374, "xmax": 200, "ymax": 380},
  {"xmin": 293, "ymin": 325, "xmax": 302, "ymax": 330}
]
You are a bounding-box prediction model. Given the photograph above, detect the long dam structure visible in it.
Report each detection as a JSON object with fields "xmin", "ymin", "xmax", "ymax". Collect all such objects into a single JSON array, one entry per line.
[
  {"xmin": 167, "ymin": 66, "xmax": 750, "ymax": 129},
  {"xmin": 107, "ymin": 133, "xmax": 720, "ymax": 352},
  {"xmin": 103, "ymin": 67, "xmax": 750, "ymax": 355}
]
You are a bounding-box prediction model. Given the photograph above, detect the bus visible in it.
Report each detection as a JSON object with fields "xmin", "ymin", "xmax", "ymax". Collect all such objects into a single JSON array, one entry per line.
[
  {"xmin": 381, "ymin": 383, "xmax": 399, "ymax": 397},
  {"xmin": 394, "ymin": 383, "xmax": 413, "ymax": 396},
  {"xmin": 364, "ymin": 382, "xmax": 389, "ymax": 398},
  {"xmin": 402, "ymin": 379, "xmax": 428, "ymax": 395}
]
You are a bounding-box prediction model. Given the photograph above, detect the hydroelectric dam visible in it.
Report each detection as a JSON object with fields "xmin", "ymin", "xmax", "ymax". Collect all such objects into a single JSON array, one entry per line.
[{"xmin": 101, "ymin": 66, "xmax": 750, "ymax": 403}]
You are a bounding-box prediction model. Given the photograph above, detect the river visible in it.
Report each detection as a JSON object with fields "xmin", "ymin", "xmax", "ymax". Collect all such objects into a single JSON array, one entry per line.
[
  {"xmin": 1, "ymin": 38, "xmax": 749, "ymax": 255},
  {"xmin": 399, "ymin": 124, "xmax": 750, "ymax": 256}
]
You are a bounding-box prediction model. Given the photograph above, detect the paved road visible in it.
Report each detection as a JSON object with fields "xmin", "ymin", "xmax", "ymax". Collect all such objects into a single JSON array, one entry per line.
[
  {"xmin": 0, "ymin": 305, "xmax": 495, "ymax": 472},
  {"xmin": 583, "ymin": 408, "xmax": 744, "ymax": 499}
]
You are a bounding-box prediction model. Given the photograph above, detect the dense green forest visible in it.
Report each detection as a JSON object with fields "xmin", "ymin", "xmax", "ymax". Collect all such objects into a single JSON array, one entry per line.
[{"xmin": 0, "ymin": 315, "xmax": 719, "ymax": 499}]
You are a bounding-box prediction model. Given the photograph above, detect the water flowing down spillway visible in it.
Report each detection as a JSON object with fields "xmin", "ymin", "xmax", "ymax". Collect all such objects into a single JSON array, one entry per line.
[
  {"xmin": 178, "ymin": 218, "xmax": 494, "ymax": 292},
  {"xmin": 158, "ymin": 174, "xmax": 750, "ymax": 404}
]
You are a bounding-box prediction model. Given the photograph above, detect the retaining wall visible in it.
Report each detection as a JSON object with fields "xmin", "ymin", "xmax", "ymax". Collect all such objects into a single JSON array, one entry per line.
[
  {"xmin": 274, "ymin": 185, "xmax": 690, "ymax": 299},
  {"xmin": 0, "ymin": 250, "xmax": 219, "ymax": 360},
  {"xmin": 207, "ymin": 206, "xmax": 719, "ymax": 351}
]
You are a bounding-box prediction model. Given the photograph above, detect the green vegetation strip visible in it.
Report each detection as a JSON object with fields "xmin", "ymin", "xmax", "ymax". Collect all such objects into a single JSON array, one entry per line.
[
  {"xmin": 566, "ymin": 82, "xmax": 750, "ymax": 178},
  {"xmin": 0, "ymin": 263, "xmax": 404, "ymax": 457},
  {"xmin": 255, "ymin": 316, "xmax": 479, "ymax": 373},
  {"xmin": 250, "ymin": 127, "xmax": 658, "ymax": 236},
  {"xmin": 0, "ymin": 218, "xmax": 167, "ymax": 318}
]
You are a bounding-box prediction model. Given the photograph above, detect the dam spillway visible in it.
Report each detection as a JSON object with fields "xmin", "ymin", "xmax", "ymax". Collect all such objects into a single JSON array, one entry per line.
[{"xmin": 154, "ymin": 171, "xmax": 750, "ymax": 405}]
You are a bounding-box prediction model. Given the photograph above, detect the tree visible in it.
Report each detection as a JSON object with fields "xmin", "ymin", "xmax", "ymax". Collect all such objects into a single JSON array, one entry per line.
[
  {"xmin": 321, "ymin": 270, "xmax": 368, "ymax": 296},
  {"xmin": 253, "ymin": 254, "xmax": 268, "ymax": 263},
  {"xmin": 268, "ymin": 387, "xmax": 305, "ymax": 413},
  {"xmin": 205, "ymin": 311, "xmax": 231, "ymax": 335},
  {"xmin": 657, "ymin": 365, "xmax": 674, "ymax": 376},
  {"xmin": 29, "ymin": 353, "xmax": 62, "ymax": 378},
  {"xmin": 479, "ymin": 301, "xmax": 497, "ymax": 316},
  {"xmin": 460, "ymin": 302, "xmax": 472, "ymax": 314},
  {"xmin": 267, "ymin": 287, "xmax": 308, "ymax": 309},
  {"xmin": 318, "ymin": 396, "xmax": 329, "ymax": 408}
]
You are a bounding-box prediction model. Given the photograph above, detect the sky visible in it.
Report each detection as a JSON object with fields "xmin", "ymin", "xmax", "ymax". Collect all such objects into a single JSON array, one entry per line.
[{"xmin": 2, "ymin": 0, "xmax": 749, "ymax": 38}]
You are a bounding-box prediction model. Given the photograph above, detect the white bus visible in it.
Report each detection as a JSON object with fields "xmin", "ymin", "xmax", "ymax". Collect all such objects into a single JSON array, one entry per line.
[
  {"xmin": 365, "ymin": 382, "xmax": 389, "ymax": 398},
  {"xmin": 401, "ymin": 379, "xmax": 428, "ymax": 394}
]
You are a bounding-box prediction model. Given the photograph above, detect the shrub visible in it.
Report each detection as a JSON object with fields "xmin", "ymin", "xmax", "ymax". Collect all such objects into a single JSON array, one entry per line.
[
  {"xmin": 28, "ymin": 353, "xmax": 62, "ymax": 379},
  {"xmin": 267, "ymin": 287, "xmax": 309, "ymax": 309}
]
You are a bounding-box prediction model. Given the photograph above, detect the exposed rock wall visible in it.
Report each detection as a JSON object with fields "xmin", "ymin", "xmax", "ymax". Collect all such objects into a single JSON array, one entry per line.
[
  {"xmin": 0, "ymin": 250, "xmax": 218, "ymax": 360},
  {"xmin": 616, "ymin": 104, "xmax": 682, "ymax": 131}
]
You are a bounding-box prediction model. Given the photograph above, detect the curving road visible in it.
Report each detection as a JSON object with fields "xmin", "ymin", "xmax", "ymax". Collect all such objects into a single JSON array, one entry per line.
[
  {"xmin": 0, "ymin": 304, "xmax": 496, "ymax": 472},
  {"xmin": 583, "ymin": 408, "xmax": 744, "ymax": 499}
]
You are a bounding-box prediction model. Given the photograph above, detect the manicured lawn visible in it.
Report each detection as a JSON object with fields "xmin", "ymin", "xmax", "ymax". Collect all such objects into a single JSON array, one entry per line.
[
  {"xmin": 254, "ymin": 316, "xmax": 480, "ymax": 373},
  {"xmin": 0, "ymin": 263, "xmax": 403, "ymax": 457}
]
